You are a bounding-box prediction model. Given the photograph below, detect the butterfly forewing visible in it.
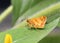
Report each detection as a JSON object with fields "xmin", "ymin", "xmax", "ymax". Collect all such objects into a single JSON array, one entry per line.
[{"xmin": 27, "ymin": 16, "xmax": 47, "ymax": 28}]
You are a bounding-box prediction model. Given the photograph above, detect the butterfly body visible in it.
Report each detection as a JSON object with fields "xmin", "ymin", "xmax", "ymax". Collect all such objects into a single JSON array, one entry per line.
[{"xmin": 27, "ymin": 16, "xmax": 47, "ymax": 28}]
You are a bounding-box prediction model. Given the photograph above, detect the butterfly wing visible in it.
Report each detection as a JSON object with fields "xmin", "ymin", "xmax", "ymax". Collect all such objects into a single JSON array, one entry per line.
[{"xmin": 27, "ymin": 16, "xmax": 47, "ymax": 28}]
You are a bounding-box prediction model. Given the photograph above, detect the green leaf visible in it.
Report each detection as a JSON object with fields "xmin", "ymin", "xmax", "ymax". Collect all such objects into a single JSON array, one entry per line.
[
  {"xmin": 57, "ymin": 17, "xmax": 60, "ymax": 27},
  {"xmin": 57, "ymin": 21, "xmax": 60, "ymax": 27},
  {"xmin": 12, "ymin": 0, "xmax": 43, "ymax": 25},
  {"xmin": 0, "ymin": 18, "xmax": 59, "ymax": 43},
  {"xmin": 8, "ymin": 0, "xmax": 60, "ymax": 43},
  {"xmin": 12, "ymin": 0, "xmax": 22, "ymax": 25},
  {"xmin": 39, "ymin": 36, "xmax": 60, "ymax": 43},
  {"xmin": 15, "ymin": 0, "xmax": 60, "ymax": 25}
]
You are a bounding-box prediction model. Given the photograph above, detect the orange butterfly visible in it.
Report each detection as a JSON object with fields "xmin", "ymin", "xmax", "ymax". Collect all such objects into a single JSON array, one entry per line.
[{"xmin": 27, "ymin": 16, "xmax": 47, "ymax": 28}]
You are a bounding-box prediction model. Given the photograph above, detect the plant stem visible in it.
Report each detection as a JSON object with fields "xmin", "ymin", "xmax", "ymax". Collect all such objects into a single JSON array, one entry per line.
[{"xmin": 0, "ymin": 5, "xmax": 13, "ymax": 22}]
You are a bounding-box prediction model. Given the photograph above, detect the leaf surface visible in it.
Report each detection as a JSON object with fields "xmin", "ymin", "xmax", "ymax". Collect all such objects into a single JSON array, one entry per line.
[
  {"xmin": 0, "ymin": 18, "xmax": 59, "ymax": 43},
  {"xmin": 15, "ymin": 0, "xmax": 60, "ymax": 25}
]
